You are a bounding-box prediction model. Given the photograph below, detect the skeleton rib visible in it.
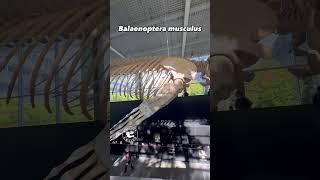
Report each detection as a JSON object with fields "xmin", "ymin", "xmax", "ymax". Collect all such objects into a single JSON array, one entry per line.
[
  {"xmin": 111, "ymin": 63, "xmax": 136, "ymax": 94},
  {"xmin": 114, "ymin": 62, "xmax": 139, "ymax": 95},
  {"xmin": 0, "ymin": 15, "xmax": 44, "ymax": 47},
  {"xmin": 44, "ymin": 7, "xmax": 106, "ymax": 113},
  {"xmin": 30, "ymin": 1, "xmax": 103, "ymax": 108},
  {"xmin": 5, "ymin": 8, "xmax": 80, "ymax": 104},
  {"xmin": 80, "ymin": 39, "xmax": 109, "ymax": 120},
  {"xmin": 121, "ymin": 59, "xmax": 150, "ymax": 97},
  {"xmin": 146, "ymin": 67, "xmax": 163, "ymax": 99},
  {"xmin": 119, "ymin": 57, "xmax": 159, "ymax": 96},
  {"xmin": 120, "ymin": 64, "xmax": 146, "ymax": 96},
  {"xmin": 139, "ymin": 58, "xmax": 163, "ymax": 97},
  {"xmin": 4, "ymin": 13, "xmax": 61, "ymax": 103},
  {"xmin": 0, "ymin": 17, "xmax": 27, "ymax": 42}
]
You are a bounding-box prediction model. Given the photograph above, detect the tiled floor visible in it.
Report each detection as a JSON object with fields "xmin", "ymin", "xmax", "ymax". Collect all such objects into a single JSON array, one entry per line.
[
  {"xmin": 110, "ymin": 177, "xmax": 164, "ymax": 180},
  {"xmin": 110, "ymin": 155, "xmax": 210, "ymax": 180},
  {"xmin": 110, "ymin": 120, "xmax": 210, "ymax": 179}
]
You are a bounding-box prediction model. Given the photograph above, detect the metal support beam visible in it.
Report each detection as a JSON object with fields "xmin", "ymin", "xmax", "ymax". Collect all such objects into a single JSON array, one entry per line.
[
  {"xmin": 17, "ymin": 46, "xmax": 24, "ymax": 126},
  {"xmin": 182, "ymin": 0, "xmax": 192, "ymax": 57},
  {"xmin": 54, "ymin": 42, "xmax": 61, "ymax": 123},
  {"xmin": 110, "ymin": 46, "xmax": 125, "ymax": 59},
  {"xmin": 131, "ymin": 39, "xmax": 209, "ymax": 57}
]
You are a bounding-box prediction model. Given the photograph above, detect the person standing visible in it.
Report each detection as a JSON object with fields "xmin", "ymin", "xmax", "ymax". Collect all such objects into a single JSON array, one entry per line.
[{"xmin": 123, "ymin": 149, "xmax": 134, "ymax": 174}]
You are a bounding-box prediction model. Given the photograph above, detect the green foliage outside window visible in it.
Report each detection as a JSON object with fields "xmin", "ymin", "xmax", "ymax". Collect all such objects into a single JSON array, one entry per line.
[
  {"xmin": 110, "ymin": 80, "xmax": 207, "ymax": 102},
  {"xmin": 0, "ymin": 99, "xmax": 91, "ymax": 128},
  {"xmin": 245, "ymin": 69, "xmax": 300, "ymax": 108}
]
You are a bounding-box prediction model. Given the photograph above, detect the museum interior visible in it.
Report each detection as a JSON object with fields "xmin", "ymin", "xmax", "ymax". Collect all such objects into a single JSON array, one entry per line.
[{"xmin": 1, "ymin": 0, "xmax": 320, "ymax": 180}]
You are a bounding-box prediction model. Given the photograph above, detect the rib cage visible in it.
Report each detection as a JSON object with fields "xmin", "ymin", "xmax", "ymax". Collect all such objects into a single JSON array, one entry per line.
[
  {"xmin": 110, "ymin": 56, "xmax": 173, "ymax": 100},
  {"xmin": 0, "ymin": 0, "xmax": 109, "ymax": 120}
]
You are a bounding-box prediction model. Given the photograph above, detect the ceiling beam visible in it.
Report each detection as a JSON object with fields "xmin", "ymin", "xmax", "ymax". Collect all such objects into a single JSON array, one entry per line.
[
  {"xmin": 130, "ymin": 39, "xmax": 209, "ymax": 57},
  {"xmin": 182, "ymin": 0, "xmax": 192, "ymax": 57},
  {"xmin": 110, "ymin": 46, "xmax": 126, "ymax": 58},
  {"xmin": 110, "ymin": 2, "xmax": 209, "ymax": 39}
]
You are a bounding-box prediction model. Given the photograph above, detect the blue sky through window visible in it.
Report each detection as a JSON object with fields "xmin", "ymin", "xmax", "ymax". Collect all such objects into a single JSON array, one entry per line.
[{"xmin": 190, "ymin": 54, "xmax": 209, "ymax": 61}]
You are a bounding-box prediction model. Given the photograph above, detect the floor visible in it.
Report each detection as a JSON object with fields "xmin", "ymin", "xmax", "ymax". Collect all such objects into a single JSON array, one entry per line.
[
  {"xmin": 110, "ymin": 154, "xmax": 210, "ymax": 180},
  {"xmin": 110, "ymin": 119, "xmax": 210, "ymax": 179}
]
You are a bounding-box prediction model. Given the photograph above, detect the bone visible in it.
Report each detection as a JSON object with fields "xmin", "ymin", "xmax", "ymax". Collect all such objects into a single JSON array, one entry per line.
[
  {"xmin": 21, "ymin": 13, "xmax": 60, "ymax": 44},
  {"xmin": 0, "ymin": 17, "xmax": 22, "ymax": 34},
  {"xmin": 122, "ymin": 57, "xmax": 161, "ymax": 97},
  {"xmin": 110, "ymin": 113, "xmax": 144, "ymax": 141},
  {"xmin": 134, "ymin": 72, "xmax": 145, "ymax": 99},
  {"xmin": 133, "ymin": 58, "xmax": 162, "ymax": 98},
  {"xmin": 120, "ymin": 59, "xmax": 153, "ymax": 97},
  {"xmin": 146, "ymin": 69, "xmax": 165, "ymax": 98},
  {"xmin": 146, "ymin": 69, "xmax": 162, "ymax": 99},
  {"xmin": 111, "ymin": 60, "xmax": 141, "ymax": 94},
  {"xmin": 79, "ymin": 39, "xmax": 109, "ymax": 120},
  {"xmin": 111, "ymin": 56, "xmax": 149, "ymax": 76},
  {"xmin": 1, "ymin": 2, "xmax": 111, "ymax": 179},
  {"xmin": 5, "ymin": 9, "xmax": 80, "ymax": 104},
  {"xmin": 44, "ymin": 141, "xmax": 95, "ymax": 180},
  {"xmin": 112, "ymin": 61, "xmax": 140, "ymax": 95},
  {"xmin": 62, "ymin": 29, "xmax": 107, "ymax": 116},
  {"xmin": 110, "ymin": 107, "xmax": 139, "ymax": 131},
  {"xmin": 60, "ymin": 152, "xmax": 97, "ymax": 180},
  {"xmin": 44, "ymin": 7, "xmax": 106, "ymax": 113},
  {"xmin": 152, "ymin": 70, "xmax": 169, "ymax": 91},
  {"xmin": 29, "ymin": 0, "xmax": 104, "ymax": 108},
  {"xmin": 0, "ymin": 17, "xmax": 27, "ymax": 42},
  {"xmin": 139, "ymin": 58, "xmax": 163, "ymax": 97},
  {"xmin": 97, "ymin": 67, "xmax": 109, "ymax": 122},
  {"xmin": 62, "ymin": 66, "xmax": 108, "ymax": 103},
  {"xmin": 36, "ymin": 49, "xmax": 79, "ymax": 91},
  {"xmin": 151, "ymin": 72, "xmax": 172, "ymax": 97},
  {"xmin": 0, "ymin": 15, "xmax": 45, "ymax": 47},
  {"xmin": 61, "ymin": 22, "xmax": 107, "ymax": 115},
  {"xmin": 140, "ymin": 70, "xmax": 156, "ymax": 97},
  {"xmin": 78, "ymin": 160, "xmax": 107, "ymax": 180},
  {"xmin": 118, "ymin": 59, "xmax": 152, "ymax": 97},
  {"xmin": 127, "ymin": 58, "xmax": 162, "ymax": 94},
  {"xmin": 0, "ymin": 48, "xmax": 18, "ymax": 73},
  {"xmin": 123, "ymin": 74, "xmax": 135, "ymax": 97},
  {"xmin": 61, "ymin": 66, "xmax": 86, "ymax": 114},
  {"xmin": 110, "ymin": 79, "xmax": 186, "ymax": 141},
  {"xmin": 128, "ymin": 73, "xmax": 143, "ymax": 98}
]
